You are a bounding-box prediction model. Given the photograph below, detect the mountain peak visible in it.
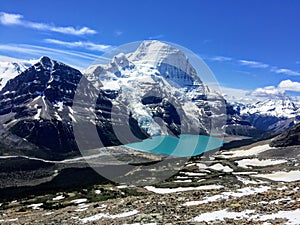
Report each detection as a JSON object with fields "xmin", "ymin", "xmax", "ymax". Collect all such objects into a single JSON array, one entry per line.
[
  {"xmin": 238, "ymin": 95, "xmax": 299, "ymax": 119},
  {"xmin": 38, "ymin": 56, "xmax": 54, "ymax": 69},
  {"xmin": 39, "ymin": 55, "xmax": 52, "ymax": 64},
  {"xmin": 126, "ymin": 40, "xmax": 200, "ymax": 86},
  {"xmin": 128, "ymin": 40, "xmax": 187, "ymax": 66}
]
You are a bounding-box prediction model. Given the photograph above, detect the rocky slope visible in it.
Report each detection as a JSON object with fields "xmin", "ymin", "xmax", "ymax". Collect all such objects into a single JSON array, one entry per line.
[
  {"xmin": 0, "ymin": 140, "xmax": 299, "ymax": 224},
  {"xmin": 0, "ymin": 57, "xmax": 83, "ymax": 158},
  {"xmin": 270, "ymin": 122, "xmax": 300, "ymax": 147}
]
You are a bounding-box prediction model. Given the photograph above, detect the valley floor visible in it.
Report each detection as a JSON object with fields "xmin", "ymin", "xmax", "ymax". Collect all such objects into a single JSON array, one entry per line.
[{"xmin": 0, "ymin": 140, "xmax": 299, "ymax": 224}]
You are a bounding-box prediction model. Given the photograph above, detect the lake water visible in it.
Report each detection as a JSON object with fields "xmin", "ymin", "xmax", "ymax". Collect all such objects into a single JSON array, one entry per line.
[{"xmin": 125, "ymin": 134, "xmax": 223, "ymax": 157}]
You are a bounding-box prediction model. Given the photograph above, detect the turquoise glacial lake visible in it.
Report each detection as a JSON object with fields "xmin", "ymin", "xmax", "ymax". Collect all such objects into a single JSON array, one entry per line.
[{"xmin": 125, "ymin": 134, "xmax": 224, "ymax": 157}]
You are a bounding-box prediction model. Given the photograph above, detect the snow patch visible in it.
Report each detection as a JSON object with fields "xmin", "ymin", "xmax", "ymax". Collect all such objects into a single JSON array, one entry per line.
[
  {"xmin": 34, "ymin": 108, "xmax": 42, "ymax": 120},
  {"xmin": 80, "ymin": 210, "xmax": 139, "ymax": 223},
  {"xmin": 221, "ymin": 144, "xmax": 273, "ymax": 158},
  {"xmin": 182, "ymin": 186, "xmax": 270, "ymax": 206},
  {"xmin": 27, "ymin": 203, "xmax": 43, "ymax": 210},
  {"xmin": 209, "ymin": 163, "xmax": 233, "ymax": 172},
  {"xmin": 236, "ymin": 158, "xmax": 287, "ymax": 168},
  {"xmin": 71, "ymin": 198, "xmax": 87, "ymax": 204},
  {"xmin": 182, "ymin": 172, "xmax": 207, "ymax": 176},
  {"xmin": 94, "ymin": 190, "xmax": 101, "ymax": 194},
  {"xmin": 52, "ymin": 195, "xmax": 65, "ymax": 201},
  {"xmin": 144, "ymin": 185, "xmax": 223, "ymax": 194},
  {"xmin": 252, "ymin": 170, "xmax": 300, "ymax": 182},
  {"xmin": 191, "ymin": 209, "xmax": 255, "ymax": 222}
]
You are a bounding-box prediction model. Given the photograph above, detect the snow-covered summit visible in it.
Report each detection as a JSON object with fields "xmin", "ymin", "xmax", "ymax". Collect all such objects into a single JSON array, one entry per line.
[
  {"xmin": 0, "ymin": 59, "xmax": 37, "ymax": 91},
  {"xmin": 239, "ymin": 95, "xmax": 299, "ymax": 118},
  {"xmin": 86, "ymin": 41, "xmax": 202, "ymax": 88},
  {"xmin": 127, "ymin": 40, "xmax": 200, "ymax": 86},
  {"xmin": 84, "ymin": 40, "xmax": 225, "ymax": 136}
]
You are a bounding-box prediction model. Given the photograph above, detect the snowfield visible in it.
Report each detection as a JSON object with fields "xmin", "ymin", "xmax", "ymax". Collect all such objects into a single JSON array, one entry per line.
[
  {"xmin": 252, "ymin": 170, "xmax": 300, "ymax": 182},
  {"xmin": 79, "ymin": 210, "xmax": 139, "ymax": 223},
  {"xmin": 220, "ymin": 144, "xmax": 273, "ymax": 158},
  {"xmin": 191, "ymin": 208, "xmax": 300, "ymax": 224}
]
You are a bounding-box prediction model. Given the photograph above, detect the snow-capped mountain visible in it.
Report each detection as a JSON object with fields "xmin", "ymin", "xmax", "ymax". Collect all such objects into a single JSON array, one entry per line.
[
  {"xmin": 232, "ymin": 95, "xmax": 300, "ymax": 132},
  {"xmin": 0, "ymin": 41, "xmax": 261, "ymax": 159},
  {"xmin": 85, "ymin": 40, "xmax": 226, "ymax": 137},
  {"xmin": 0, "ymin": 59, "xmax": 37, "ymax": 91},
  {"xmin": 239, "ymin": 96, "xmax": 298, "ymax": 118},
  {"xmin": 0, "ymin": 56, "xmax": 85, "ymax": 158}
]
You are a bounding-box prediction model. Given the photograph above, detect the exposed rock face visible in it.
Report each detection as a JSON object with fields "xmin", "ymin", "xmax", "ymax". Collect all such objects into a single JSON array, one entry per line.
[
  {"xmin": 270, "ymin": 123, "xmax": 300, "ymax": 147},
  {"xmin": 0, "ymin": 57, "xmax": 84, "ymax": 157},
  {"xmin": 0, "ymin": 59, "xmax": 36, "ymax": 91}
]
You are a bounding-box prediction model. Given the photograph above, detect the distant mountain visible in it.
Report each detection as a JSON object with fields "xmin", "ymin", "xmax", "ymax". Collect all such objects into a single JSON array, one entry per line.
[
  {"xmin": 270, "ymin": 122, "xmax": 300, "ymax": 147},
  {"xmin": 0, "ymin": 59, "xmax": 37, "ymax": 91},
  {"xmin": 231, "ymin": 95, "xmax": 300, "ymax": 133},
  {"xmin": 224, "ymin": 103, "xmax": 261, "ymax": 137}
]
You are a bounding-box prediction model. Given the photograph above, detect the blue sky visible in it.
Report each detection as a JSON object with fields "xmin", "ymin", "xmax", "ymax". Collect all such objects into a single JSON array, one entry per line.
[{"xmin": 0, "ymin": 0, "xmax": 299, "ymax": 100}]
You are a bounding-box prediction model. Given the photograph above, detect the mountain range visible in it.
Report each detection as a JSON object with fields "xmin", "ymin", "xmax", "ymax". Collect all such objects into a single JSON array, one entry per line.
[{"xmin": 0, "ymin": 40, "xmax": 299, "ymax": 159}]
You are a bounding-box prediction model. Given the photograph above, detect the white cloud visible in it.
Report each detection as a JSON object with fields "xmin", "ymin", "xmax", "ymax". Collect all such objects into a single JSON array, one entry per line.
[
  {"xmin": 273, "ymin": 68, "xmax": 300, "ymax": 76},
  {"xmin": 206, "ymin": 82, "xmax": 258, "ymax": 103},
  {"xmin": 209, "ymin": 56, "xmax": 232, "ymax": 62},
  {"xmin": 238, "ymin": 59, "xmax": 269, "ymax": 68},
  {"xmin": 44, "ymin": 39, "xmax": 111, "ymax": 52},
  {"xmin": 0, "ymin": 12, "xmax": 96, "ymax": 36},
  {"xmin": 207, "ymin": 55, "xmax": 300, "ymax": 77},
  {"xmin": 250, "ymin": 79, "xmax": 300, "ymax": 99},
  {"xmin": 0, "ymin": 12, "xmax": 22, "ymax": 25},
  {"xmin": 278, "ymin": 79, "xmax": 300, "ymax": 92},
  {"xmin": 251, "ymin": 86, "xmax": 284, "ymax": 97}
]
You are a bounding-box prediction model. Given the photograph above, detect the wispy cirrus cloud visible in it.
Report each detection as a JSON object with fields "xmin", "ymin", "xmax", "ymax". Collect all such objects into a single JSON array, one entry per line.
[
  {"xmin": 206, "ymin": 54, "xmax": 300, "ymax": 76},
  {"xmin": 44, "ymin": 39, "xmax": 111, "ymax": 52},
  {"xmin": 0, "ymin": 44, "xmax": 111, "ymax": 70},
  {"xmin": 0, "ymin": 12, "xmax": 97, "ymax": 36},
  {"xmin": 238, "ymin": 59, "xmax": 269, "ymax": 68},
  {"xmin": 0, "ymin": 44, "xmax": 99, "ymax": 60},
  {"xmin": 114, "ymin": 30, "xmax": 123, "ymax": 37},
  {"xmin": 148, "ymin": 34, "xmax": 164, "ymax": 40},
  {"xmin": 209, "ymin": 56, "xmax": 232, "ymax": 62},
  {"xmin": 272, "ymin": 68, "xmax": 300, "ymax": 76}
]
